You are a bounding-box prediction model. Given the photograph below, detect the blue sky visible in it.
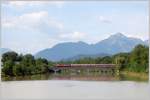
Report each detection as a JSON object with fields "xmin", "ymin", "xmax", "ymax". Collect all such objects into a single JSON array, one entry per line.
[{"xmin": 1, "ymin": 1, "xmax": 149, "ymax": 54}]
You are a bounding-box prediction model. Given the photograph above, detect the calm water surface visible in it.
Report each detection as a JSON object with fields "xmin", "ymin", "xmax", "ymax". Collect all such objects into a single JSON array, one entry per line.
[
  {"xmin": 0, "ymin": 80, "xmax": 150, "ymax": 100},
  {"xmin": 1, "ymin": 73, "xmax": 149, "ymax": 100}
]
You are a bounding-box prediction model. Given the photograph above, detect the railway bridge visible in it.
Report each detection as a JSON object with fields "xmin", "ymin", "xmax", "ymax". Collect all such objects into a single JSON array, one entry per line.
[{"xmin": 49, "ymin": 64, "xmax": 120, "ymax": 75}]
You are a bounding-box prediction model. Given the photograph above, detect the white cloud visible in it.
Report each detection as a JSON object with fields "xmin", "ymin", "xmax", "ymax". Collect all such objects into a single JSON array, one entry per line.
[
  {"xmin": 59, "ymin": 31, "xmax": 86, "ymax": 41},
  {"xmin": 3, "ymin": 1, "xmax": 65, "ymax": 8},
  {"xmin": 98, "ymin": 16, "xmax": 112, "ymax": 24},
  {"xmin": 2, "ymin": 11, "xmax": 63, "ymax": 32},
  {"xmin": 2, "ymin": 20, "xmax": 14, "ymax": 28},
  {"xmin": 49, "ymin": 1, "xmax": 65, "ymax": 8},
  {"xmin": 72, "ymin": 32, "xmax": 86, "ymax": 39},
  {"xmin": 9, "ymin": 1, "xmax": 29, "ymax": 7},
  {"xmin": 2, "ymin": 11, "xmax": 64, "ymax": 54}
]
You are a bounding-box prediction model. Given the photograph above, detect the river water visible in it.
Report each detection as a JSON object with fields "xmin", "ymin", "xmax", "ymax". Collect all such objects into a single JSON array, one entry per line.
[
  {"xmin": 0, "ymin": 80, "xmax": 150, "ymax": 100},
  {"xmin": 1, "ymin": 73, "xmax": 150, "ymax": 100}
]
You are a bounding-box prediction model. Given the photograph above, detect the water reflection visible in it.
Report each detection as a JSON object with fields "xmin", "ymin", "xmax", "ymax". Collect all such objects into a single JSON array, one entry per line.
[{"xmin": 2, "ymin": 72, "xmax": 148, "ymax": 82}]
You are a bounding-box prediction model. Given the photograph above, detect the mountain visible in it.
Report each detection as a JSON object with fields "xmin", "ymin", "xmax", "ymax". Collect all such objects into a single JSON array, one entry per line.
[
  {"xmin": 35, "ymin": 33, "xmax": 147, "ymax": 61},
  {"xmin": 35, "ymin": 41, "xmax": 93, "ymax": 61},
  {"xmin": 93, "ymin": 33, "xmax": 146, "ymax": 54},
  {"xmin": 0, "ymin": 48, "xmax": 11, "ymax": 55},
  {"xmin": 144, "ymin": 40, "xmax": 149, "ymax": 46},
  {"xmin": 63, "ymin": 53, "xmax": 111, "ymax": 61}
]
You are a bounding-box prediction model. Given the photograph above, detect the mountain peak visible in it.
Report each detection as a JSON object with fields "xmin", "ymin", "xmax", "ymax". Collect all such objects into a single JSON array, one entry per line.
[
  {"xmin": 115, "ymin": 32, "xmax": 124, "ymax": 36},
  {"xmin": 110, "ymin": 33, "xmax": 126, "ymax": 39},
  {"xmin": 77, "ymin": 41, "xmax": 87, "ymax": 44}
]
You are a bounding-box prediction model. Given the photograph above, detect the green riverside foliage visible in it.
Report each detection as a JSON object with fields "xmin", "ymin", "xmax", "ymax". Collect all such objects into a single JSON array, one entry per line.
[
  {"xmin": 112, "ymin": 44, "xmax": 148, "ymax": 73},
  {"xmin": 2, "ymin": 53, "xmax": 51, "ymax": 76},
  {"xmin": 128, "ymin": 44, "xmax": 149, "ymax": 72},
  {"xmin": 1, "ymin": 44, "xmax": 149, "ymax": 76}
]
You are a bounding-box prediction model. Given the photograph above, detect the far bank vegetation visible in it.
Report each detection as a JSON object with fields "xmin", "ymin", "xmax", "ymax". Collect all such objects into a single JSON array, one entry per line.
[{"xmin": 1, "ymin": 44, "xmax": 149, "ymax": 77}]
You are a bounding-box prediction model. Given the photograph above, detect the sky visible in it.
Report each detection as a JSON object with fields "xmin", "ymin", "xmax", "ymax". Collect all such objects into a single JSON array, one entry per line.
[{"xmin": 1, "ymin": 1, "xmax": 149, "ymax": 54}]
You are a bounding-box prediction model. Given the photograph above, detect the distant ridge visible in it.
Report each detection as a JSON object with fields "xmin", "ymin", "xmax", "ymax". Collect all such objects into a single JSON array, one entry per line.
[
  {"xmin": 35, "ymin": 33, "xmax": 147, "ymax": 61},
  {"xmin": 63, "ymin": 53, "xmax": 111, "ymax": 61}
]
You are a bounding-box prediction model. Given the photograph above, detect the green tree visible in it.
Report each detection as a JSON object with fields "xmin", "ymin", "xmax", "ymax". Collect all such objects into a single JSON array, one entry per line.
[
  {"xmin": 114, "ymin": 56, "xmax": 126, "ymax": 70},
  {"xmin": 35, "ymin": 58, "xmax": 49, "ymax": 73},
  {"xmin": 129, "ymin": 44, "xmax": 149, "ymax": 72},
  {"xmin": 2, "ymin": 60, "xmax": 14, "ymax": 76},
  {"xmin": 19, "ymin": 54, "xmax": 35, "ymax": 75},
  {"xmin": 13, "ymin": 64, "xmax": 22, "ymax": 76},
  {"xmin": 2, "ymin": 52, "xmax": 18, "ymax": 62}
]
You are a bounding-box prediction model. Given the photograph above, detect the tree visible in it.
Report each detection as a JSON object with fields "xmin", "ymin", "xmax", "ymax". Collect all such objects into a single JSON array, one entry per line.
[
  {"xmin": 2, "ymin": 52, "xmax": 18, "ymax": 62},
  {"xmin": 129, "ymin": 44, "xmax": 149, "ymax": 72},
  {"xmin": 2, "ymin": 60, "xmax": 14, "ymax": 76},
  {"xmin": 100, "ymin": 56, "xmax": 112, "ymax": 64},
  {"xmin": 35, "ymin": 58, "xmax": 49, "ymax": 73},
  {"xmin": 114, "ymin": 56, "xmax": 126, "ymax": 70},
  {"xmin": 21, "ymin": 54, "xmax": 35, "ymax": 75},
  {"xmin": 13, "ymin": 64, "xmax": 22, "ymax": 76}
]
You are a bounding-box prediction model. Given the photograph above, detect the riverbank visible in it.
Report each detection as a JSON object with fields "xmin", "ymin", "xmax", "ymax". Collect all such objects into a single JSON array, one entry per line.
[{"xmin": 120, "ymin": 71, "xmax": 149, "ymax": 81}]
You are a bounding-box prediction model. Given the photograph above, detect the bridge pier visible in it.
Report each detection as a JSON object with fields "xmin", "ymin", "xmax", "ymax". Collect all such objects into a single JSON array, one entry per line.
[{"xmin": 58, "ymin": 68, "xmax": 118, "ymax": 75}]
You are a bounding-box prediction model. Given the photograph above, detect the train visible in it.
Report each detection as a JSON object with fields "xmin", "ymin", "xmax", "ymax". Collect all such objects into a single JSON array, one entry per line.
[{"xmin": 55, "ymin": 64, "xmax": 116, "ymax": 68}]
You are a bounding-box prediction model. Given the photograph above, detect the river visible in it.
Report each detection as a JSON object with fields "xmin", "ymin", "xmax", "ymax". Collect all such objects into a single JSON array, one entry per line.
[
  {"xmin": 0, "ymin": 80, "xmax": 150, "ymax": 100},
  {"xmin": 1, "ymin": 73, "xmax": 150, "ymax": 100}
]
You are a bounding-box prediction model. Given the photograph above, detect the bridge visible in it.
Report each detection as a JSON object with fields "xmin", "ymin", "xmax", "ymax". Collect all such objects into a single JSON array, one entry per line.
[{"xmin": 49, "ymin": 64, "xmax": 120, "ymax": 75}]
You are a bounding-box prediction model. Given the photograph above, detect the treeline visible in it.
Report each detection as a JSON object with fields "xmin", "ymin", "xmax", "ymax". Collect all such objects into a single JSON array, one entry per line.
[
  {"xmin": 57, "ymin": 44, "xmax": 149, "ymax": 73},
  {"xmin": 1, "ymin": 44, "xmax": 149, "ymax": 76},
  {"xmin": 1, "ymin": 53, "xmax": 54, "ymax": 76}
]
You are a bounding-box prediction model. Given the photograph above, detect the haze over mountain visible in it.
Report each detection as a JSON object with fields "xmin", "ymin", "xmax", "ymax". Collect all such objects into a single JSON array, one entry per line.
[{"xmin": 35, "ymin": 33, "xmax": 147, "ymax": 61}]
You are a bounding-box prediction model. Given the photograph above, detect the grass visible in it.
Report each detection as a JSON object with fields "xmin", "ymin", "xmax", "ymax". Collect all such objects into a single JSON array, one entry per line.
[{"xmin": 120, "ymin": 70, "xmax": 149, "ymax": 81}]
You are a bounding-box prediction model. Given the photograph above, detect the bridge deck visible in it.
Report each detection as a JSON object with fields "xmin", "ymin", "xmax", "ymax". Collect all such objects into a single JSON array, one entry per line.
[
  {"xmin": 55, "ymin": 64, "xmax": 116, "ymax": 68},
  {"xmin": 49, "ymin": 64, "xmax": 119, "ymax": 75}
]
